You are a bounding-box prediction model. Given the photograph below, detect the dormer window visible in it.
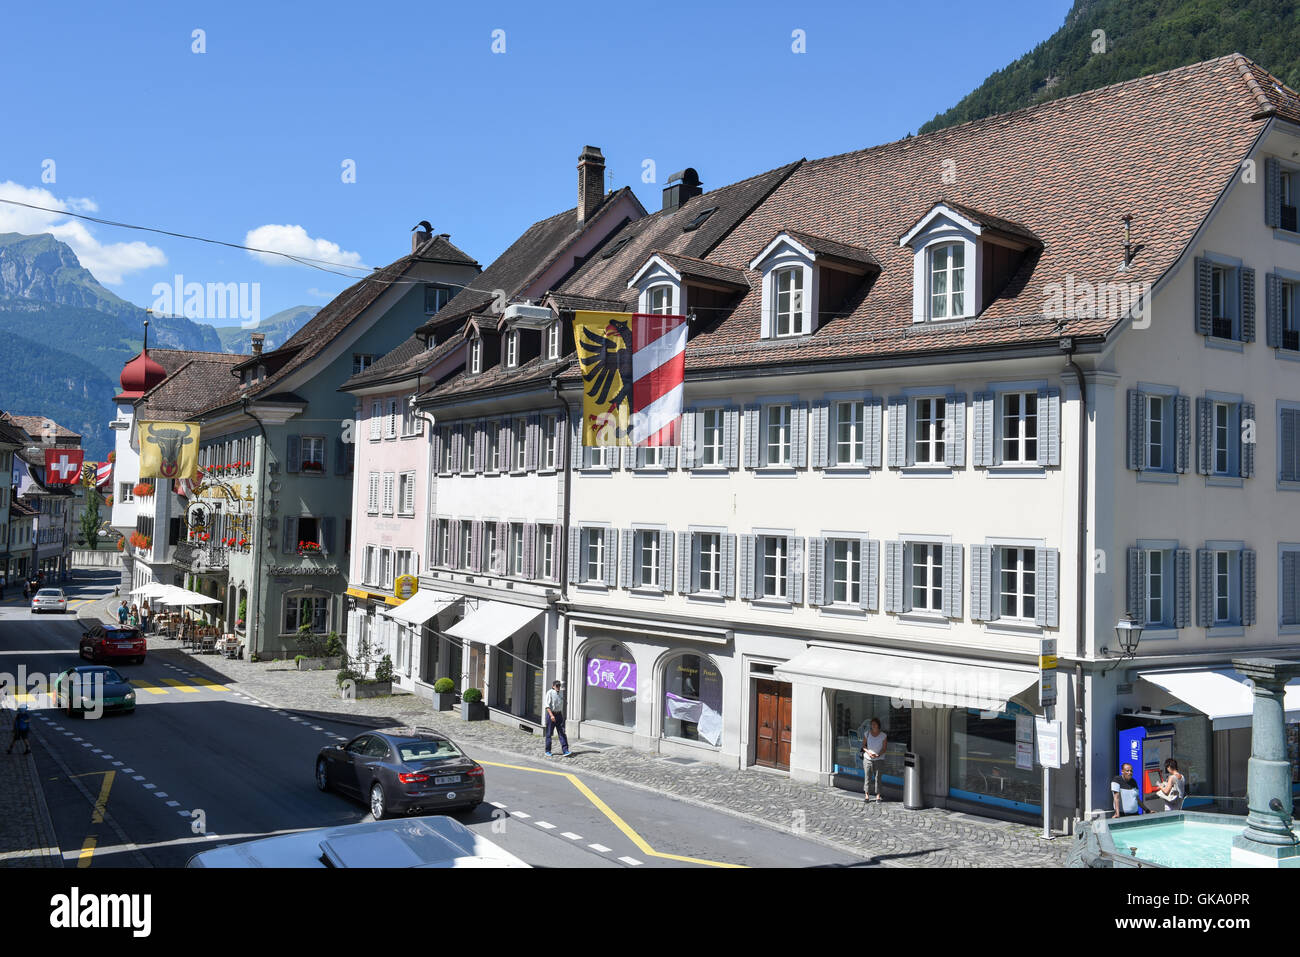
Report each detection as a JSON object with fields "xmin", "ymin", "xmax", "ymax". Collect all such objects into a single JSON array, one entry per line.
[
  {"xmin": 629, "ymin": 254, "xmax": 683, "ymax": 316},
  {"xmin": 470, "ymin": 337, "xmax": 482, "ymax": 374},
  {"xmin": 546, "ymin": 320, "xmax": 561, "ymax": 359},
  {"xmin": 506, "ymin": 330, "xmax": 519, "ymax": 368},
  {"xmin": 773, "ymin": 267, "xmax": 806, "ymax": 337},
  {"xmin": 928, "ymin": 243, "xmax": 966, "ymax": 320}
]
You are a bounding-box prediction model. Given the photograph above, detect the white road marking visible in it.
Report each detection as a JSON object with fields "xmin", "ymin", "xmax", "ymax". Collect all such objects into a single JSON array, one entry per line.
[
  {"xmin": 511, "ymin": 811, "xmax": 531, "ymax": 819},
  {"xmin": 112, "ymin": 762, "xmax": 123, "ymax": 767},
  {"xmin": 534, "ymin": 821, "xmax": 556, "ymax": 829},
  {"xmin": 153, "ymin": 792, "xmax": 168, "ymax": 798},
  {"xmin": 588, "ymin": 843, "xmax": 611, "ymax": 853},
  {"xmin": 561, "ymin": 832, "xmax": 583, "ymax": 841},
  {"xmin": 122, "ymin": 768, "xmax": 134, "ymax": 774},
  {"xmin": 176, "ymin": 810, "xmax": 190, "ymax": 817},
  {"xmin": 71, "ymin": 736, "xmax": 81, "ymax": 741},
  {"xmin": 166, "ymin": 801, "xmax": 180, "ymax": 807},
  {"xmin": 91, "ymin": 748, "xmax": 101, "ymax": 753},
  {"xmin": 618, "ymin": 856, "xmax": 643, "ymax": 866},
  {"xmin": 142, "ymin": 783, "xmax": 155, "ymax": 789},
  {"xmin": 310, "ymin": 726, "xmax": 323, "ymax": 731},
  {"xmin": 489, "ymin": 801, "xmax": 507, "ymax": 809}
]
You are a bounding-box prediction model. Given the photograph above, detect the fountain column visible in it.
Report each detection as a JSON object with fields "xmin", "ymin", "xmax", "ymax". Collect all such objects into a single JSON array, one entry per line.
[{"xmin": 1231, "ymin": 657, "xmax": 1300, "ymax": 867}]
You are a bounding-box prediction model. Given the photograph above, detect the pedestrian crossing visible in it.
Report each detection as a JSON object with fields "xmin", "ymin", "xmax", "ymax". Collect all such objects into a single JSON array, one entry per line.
[{"xmin": 3, "ymin": 673, "xmax": 233, "ymax": 706}]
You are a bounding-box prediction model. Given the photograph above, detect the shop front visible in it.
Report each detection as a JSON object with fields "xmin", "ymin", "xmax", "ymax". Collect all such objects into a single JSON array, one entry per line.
[{"xmin": 445, "ymin": 599, "xmax": 548, "ymax": 727}]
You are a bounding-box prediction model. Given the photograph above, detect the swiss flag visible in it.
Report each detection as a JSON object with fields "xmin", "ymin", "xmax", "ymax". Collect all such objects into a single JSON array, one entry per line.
[{"xmin": 44, "ymin": 448, "xmax": 84, "ymax": 486}]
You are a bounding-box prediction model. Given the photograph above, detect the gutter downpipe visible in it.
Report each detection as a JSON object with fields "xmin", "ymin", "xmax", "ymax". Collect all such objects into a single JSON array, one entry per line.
[
  {"xmin": 241, "ymin": 397, "xmax": 270, "ymax": 661},
  {"xmin": 1064, "ymin": 344, "xmax": 1089, "ymax": 830},
  {"xmin": 411, "ymin": 378, "xmax": 439, "ymax": 685},
  {"xmin": 552, "ymin": 374, "xmax": 571, "ymax": 690}
]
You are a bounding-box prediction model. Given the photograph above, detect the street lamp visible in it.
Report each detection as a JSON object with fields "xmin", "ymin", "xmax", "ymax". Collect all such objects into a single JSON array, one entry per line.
[{"xmin": 1102, "ymin": 613, "xmax": 1144, "ymax": 673}]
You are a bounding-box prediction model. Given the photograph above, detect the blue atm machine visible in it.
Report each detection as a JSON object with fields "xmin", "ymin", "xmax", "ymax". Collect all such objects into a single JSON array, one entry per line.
[{"xmin": 1117, "ymin": 724, "xmax": 1176, "ymax": 802}]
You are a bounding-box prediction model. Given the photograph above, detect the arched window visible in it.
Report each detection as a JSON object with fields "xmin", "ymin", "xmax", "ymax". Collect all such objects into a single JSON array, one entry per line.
[
  {"xmin": 663, "ymin": 653, "xmax": 723, "ymax": 746},
  {"xmin": 582, "ymin": 641, "xmax": 636, "ymax": 728},
  {"xmin": 524, "ymin": 633, "xmax": 544, "ymax": 723}
]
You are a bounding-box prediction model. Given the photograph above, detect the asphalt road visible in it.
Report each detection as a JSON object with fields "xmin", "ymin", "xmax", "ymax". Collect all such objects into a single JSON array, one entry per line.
[{"xmin": 3, "ymin": 573, "xmax": 870, "ymax": 869}]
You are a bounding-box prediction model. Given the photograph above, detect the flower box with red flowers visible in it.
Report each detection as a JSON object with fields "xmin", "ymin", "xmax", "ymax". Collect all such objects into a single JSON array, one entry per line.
[
  {"xmin": 132, "ymin": 482, "xmax": 154, "ymax": 498},
  {"xmin": 296, "ymin": 541, "xmax": 322, "ymax": 557}
]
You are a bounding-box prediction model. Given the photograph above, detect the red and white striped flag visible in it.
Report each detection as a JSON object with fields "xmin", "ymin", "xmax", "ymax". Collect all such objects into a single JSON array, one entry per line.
[
  {"xmin": 95, "ymin": 461, "xmax": 113, "ymax": 488},
  {"xmin": 630, "ymin": 313, "xmax": 687, "ymax": 447},
  {"xmin": 575, "ymin": 310, "xmax": 688, "ymax": 447}
]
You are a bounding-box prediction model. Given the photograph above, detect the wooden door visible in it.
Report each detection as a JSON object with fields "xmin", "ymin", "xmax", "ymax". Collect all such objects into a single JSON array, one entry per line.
[{"xmin": 754, "ymin": 680, "xmax": 793, "ymax": 770}]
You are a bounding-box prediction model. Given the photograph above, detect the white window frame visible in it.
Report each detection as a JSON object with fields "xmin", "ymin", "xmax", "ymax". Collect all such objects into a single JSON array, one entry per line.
[
  {"xmin": 928, "ymin": 242, "xmax": 967, "ymax": 321},
  {"xmin": 363, "ymin": 545, "xmax": 376, "ymax": 585},
  {"xmin": 539, "ymin": 525, "xmax": 555, "ymax": 581},
  {"xmin": 513, "ymin": 419, "xmax": 527, "ymax": 471},
  {"xmin": 459, "ymin": 524, "xmax": 473, "ymax": 571},
  {"xmin": 470, "ymin": 338, "xmax": 483, "ymax": 374},
  {"xmin": 907, "ymin": 542, "xmax": 945, "ymax": 614},
  {"xmin": 506, "ymin": 330, "xmax": 520, "ymax": 368},
  {"xmin": 763, "ymin": 404, "xmax": 792, "ymax": 467},
  {"xmin": 759, "ymin": 535, "xmax": 789, "ymax": 600},
  {"xmin": 829, "ymin": 538, "xmax": 861, "ymax": 605},
  {"xmin": 484, "ymin": 523, "xmax": 499, "ymax": 575},
  {"xmin": 542, "ymin": 415, "xmax": 558, "ymax": 470},
  {"xmin": 1210, "ymin": 264, "xmax": 1240, "ymax": 339},
  {"xmin": 370, "ymin": 401, "xmax": 383, "ymax": 441},
  {"xmin": 913, "ymin": 396, "xmax": 947, "ymax": 465},
  {"xmin": 695, "ymin": 532, "xmax": 722, "ymax": 594},
  {"xmin": 584, "ymin": 527, "xmax": 606, "ymax": 583},
  {"xmin": 772, "ymin": 266, "xmax": 806, "ymax": 337},
  {"xmin": 647, "ymin": 284, "xmax": 675, "ymax": 315},
  {"xmin": 996, "ymin": 546, "xmax": 1037, "ymax": 622},
  {"xmin": 380, "ymin": 548, "xmax": 393, "ymax": 589},
  {"xmin": 831, "ymin": 399, "xmax": 865, "ymax": 467},
  {"xmin": 353, "ymin": 354, "xmax": 374, "ymax": 376},
  {"xmin": 1212, "ymin": 401, "xmax": 1240, "ymax": 477},
  {"xmin": 999, "ymin": 392, "xmax": 1039, "ymax": 466},
  {"xmin": 546, "ymin": 320, "xmax": 561, "ymax": 359},
  {"xmin": 699, "ymin": 408, "xmax": 725, "ymax": 466},
  {"xmin": 635, "ymin": 529, "xmax": 661, "ymax": 589},
  {"xmin": 437, "ymin": 519, "xmax": 451, "ymax": 567},
  {"xmin": 510, "ymin": 523, "xmax": 524, "ymax": 577},
  {"xmin": 1213, "ymin": 549, "xmax": 1240, "ymax": 625},
  {"xmin": 398, "ymin": 471, "xmax": 415, "ymax": 515}
]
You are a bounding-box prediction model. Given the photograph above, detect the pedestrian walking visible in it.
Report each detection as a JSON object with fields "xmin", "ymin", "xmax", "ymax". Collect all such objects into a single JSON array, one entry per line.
[
  {"xmin": 860, "ymin": 717, "xmax": 888, "ymax": 802},
  {"xmin": 543, "ymin": 680, "xmax": 571, "ymax": 758},
  {"xmin": 1151, "ymin": 758, "xmax": 1186, "ymax": 811},
  {"xmin": 22, "ymin": 581, "xmax": 30, "ymax": 601},
  {"xmin": 117, "ymin": 600, "xmax": 129, "ymax": 625},
  {"xmin": 7, "ymin": 705, "xmax": 31, "ymax": 755},
  {"xmin": 141, "ymin": 600, "xmax": 152, "ymax": 634}
]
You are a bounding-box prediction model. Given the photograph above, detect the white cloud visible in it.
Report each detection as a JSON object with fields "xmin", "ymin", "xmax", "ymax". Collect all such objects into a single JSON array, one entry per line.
[
  {"xmin": 306, "ymin": 287, "xmax": 338, "ymax": 300},
  {"xmin": 244, "ymin": 224, "xmax": 363, "ymax": 269},
  {"xmin": 0, "ymin": 181, "xmax": 166, "ymax": 285}
]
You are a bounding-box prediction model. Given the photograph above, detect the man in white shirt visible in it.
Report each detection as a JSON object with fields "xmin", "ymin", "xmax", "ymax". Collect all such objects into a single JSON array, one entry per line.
[
  {"xmin": 544, "ymin": 680, "xmax": 571, "ymax": 758},
  {"xmin": 1111, "ymin": 763, "xmax": 1145, "ymax": 817}
]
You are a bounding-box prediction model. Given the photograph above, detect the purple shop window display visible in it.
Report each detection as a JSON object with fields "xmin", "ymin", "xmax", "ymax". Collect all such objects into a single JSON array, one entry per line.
[{"xmin": 586, "ymin": 657, "xmax": 637, "ymax": 692}]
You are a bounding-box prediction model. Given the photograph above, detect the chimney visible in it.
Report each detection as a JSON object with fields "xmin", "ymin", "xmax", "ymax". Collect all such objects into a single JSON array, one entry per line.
[
  {"xmin": 412, "ymin": 221, "xmax": 433, "ymax": 254},
  {"xmin": 662, "ymin": 168, "xmax": 703, "ymax": 211},
  {"xmin": 250, "ymin": 332, "xmax": 265, "ymax": 355},
  {"xmin": 577, "ymin": 146, "xmax": 605, "ymax": 222}
]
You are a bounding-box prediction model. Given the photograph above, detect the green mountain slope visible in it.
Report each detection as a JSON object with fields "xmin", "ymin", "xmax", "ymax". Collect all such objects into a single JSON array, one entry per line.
[
  {"xmin": 212, "ymin": 305, "xmax": 320, "ymax": 353},
  {"xmin": 0, "ymin": 328, "xmax": 118, "ymax": 457},
  {"xmin": 920, "ymin": 0, "xmax": 1300, "ymax": 133}
]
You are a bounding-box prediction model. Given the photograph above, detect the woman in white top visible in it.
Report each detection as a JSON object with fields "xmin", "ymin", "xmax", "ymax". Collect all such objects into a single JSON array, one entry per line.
[
  {"xmin": 860, "ymin": 719, "xmax": 888, "ymax": 802},
  {"xmin": 1152, "ymin": 758, "xmax": 1186, "ymax": 811}
]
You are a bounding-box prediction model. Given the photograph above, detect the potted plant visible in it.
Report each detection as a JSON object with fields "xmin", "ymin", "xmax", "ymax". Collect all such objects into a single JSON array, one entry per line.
[
  {"xmin": 132, "ymin": 481, "xmax": 153, "ymax": 498},
  {"xmin": 432, "ymin": 677, "xmax": 456, "ymax": 711},
  {"xmin": 460, "ymin": 687, "xmax": 487, "ymax": 722},
  {"xmin": 297, "ymin": 540, "xmax": 322, "ymax": 557},
  {"xmin": 296, "ymin": 628, "xmax": 344, "ymax": 670}
]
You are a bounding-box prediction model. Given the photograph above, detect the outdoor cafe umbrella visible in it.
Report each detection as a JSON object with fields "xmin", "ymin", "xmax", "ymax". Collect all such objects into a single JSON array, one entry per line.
[{"xmin": 155, "ymin": 586, "xmax": 222, "ymax": 639}]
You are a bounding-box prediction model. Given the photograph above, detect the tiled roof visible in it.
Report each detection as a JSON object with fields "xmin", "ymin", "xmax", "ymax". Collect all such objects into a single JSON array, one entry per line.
[
  {"xmin": 135, "ymin": 355, "xmax": 243, "ymax": 420},
  {"xmin": 545, "ymin": 292, "xmax": 628, "ymax": 312},
  {"xmin": 1, "ymin": 413, "xmax": 81, "ymax": 442},
  {"xmin": 9, "ymin": 500, "xmax": 35, "ymax": 517},
  {"xmin": 920, "ymin": 202, "xmax": 1042, "ymax": 246},
  {"xmin": 780, "ymin": 230, "xmax": 881, "ymax": 268},
  {"xmin": 136, "ymin": 348, "xmax": 226, "ymax": 375},
  {"xmin": 0, "ymin": 418, "xmax": 28, "ymax": 446},
  {"xmin": 412, "ymin": 233, "xmax": 479, "ymax": 268},
  {"xmin": 654, "ymin": 252, "xmax": 751, "ymax": 289}
]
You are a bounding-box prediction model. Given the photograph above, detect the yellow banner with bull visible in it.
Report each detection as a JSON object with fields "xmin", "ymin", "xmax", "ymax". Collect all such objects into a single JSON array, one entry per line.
[{"xmin": 137, "ymin": 421, "xmax": 200, "ymax": 479}]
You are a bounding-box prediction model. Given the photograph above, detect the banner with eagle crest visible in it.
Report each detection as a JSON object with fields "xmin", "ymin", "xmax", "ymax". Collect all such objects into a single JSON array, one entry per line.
[{"xmin": 575, "ymin": 310, "xmax": 686, "ymax": 447}]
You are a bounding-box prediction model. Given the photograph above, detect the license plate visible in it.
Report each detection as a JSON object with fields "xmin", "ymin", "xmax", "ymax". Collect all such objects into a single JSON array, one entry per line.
[
  {"xmin": 116, "ymin": 643, "xmax": 134, "ymax": 649},
  {"xmin": 435, "ymin": 775, "xmax": 460, "ymax": 785}
]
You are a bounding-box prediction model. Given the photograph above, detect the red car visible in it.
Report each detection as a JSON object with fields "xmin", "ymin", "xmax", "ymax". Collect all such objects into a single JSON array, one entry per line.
[{"xmin": 80, "ymin": 624, "xmax": 147, "ymax": 664}]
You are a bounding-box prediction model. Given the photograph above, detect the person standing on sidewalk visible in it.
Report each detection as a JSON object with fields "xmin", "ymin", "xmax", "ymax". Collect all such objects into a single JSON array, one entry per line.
[
  {"xmin": 7, "ymin": 705, "xmax": 31, "ymax": 755},
  {"xmin": 544, "ymin": 680, "xmax": 571, "ymax": 758},
  {"xmin": 860, "ymin": 718, "xmax": 888, "ymax": 802}
]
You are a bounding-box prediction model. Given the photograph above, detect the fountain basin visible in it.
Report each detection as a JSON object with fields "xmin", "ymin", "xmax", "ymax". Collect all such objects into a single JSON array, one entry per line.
[{"xmin": 1074, "ymin": 811, "xmax": 1300, "ymax": 868}]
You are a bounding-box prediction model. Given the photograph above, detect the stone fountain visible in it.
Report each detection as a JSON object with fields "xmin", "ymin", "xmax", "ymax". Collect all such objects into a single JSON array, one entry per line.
[{"xmin": 1229, "ymin": 658, "xmax": 1300, "ymax": 867}]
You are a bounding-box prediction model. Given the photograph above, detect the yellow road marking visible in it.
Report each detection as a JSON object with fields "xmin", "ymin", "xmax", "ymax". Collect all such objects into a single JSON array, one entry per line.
[
  {"xmin": 478, "ymin": 760, "xmax": 745, "ymax": 868},
  {"xmin": 130, "ymin": 681, "xmax": 168, "ymax": 695},
  {"xmin": 91, "ymin": 770, "xmax": 115, "ymax": 823},
  {"xmin": 189, "ymin": 678, "xmax": 229, "ymax": 692},
  {"xmin": 77, "ymin": 837, "xmax": 97, "ymax": 868},
  {"xmin": 161, "ymin": 679, "xmax": 200, "ymax": 694}
]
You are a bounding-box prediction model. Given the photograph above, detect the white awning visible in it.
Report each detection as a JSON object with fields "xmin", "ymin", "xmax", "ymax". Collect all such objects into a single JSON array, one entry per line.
[
  {"xmin": 445, "ymin": 601, "xmax": 542, "ymax": 647},
  {"xmin": 775, "ymin": 645, "xmax": 1040, "ymax": 712},
  {"xmin": 1139, "ymin": 669, "xmax": 1300, "ymax": 731},
  {"xmin": 383, "ymin": 590, "xmax": 459, "ymax": 626}
]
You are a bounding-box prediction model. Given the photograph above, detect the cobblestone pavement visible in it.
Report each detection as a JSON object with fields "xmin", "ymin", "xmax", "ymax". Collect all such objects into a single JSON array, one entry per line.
[
  {"xmin": 111, "ymin": 596, "xmax": 1067, "ymax": 868},
  {"xmin": 0, "ymin": 736, "xmax": 62, "ymax": 867}
]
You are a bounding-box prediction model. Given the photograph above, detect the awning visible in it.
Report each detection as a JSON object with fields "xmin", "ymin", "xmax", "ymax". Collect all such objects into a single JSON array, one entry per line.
[
  {"xmin": 383, "ymin": 589, "xmax": 459, "ymax": 626},
  {"xmin": 775, "ymin": 646, "xmax": 1040, "ymax": 712},
  {"xmin": 1138, "ymin": 669, "xmax": 1300, "ymax": 731},
  {"xmin": 445, "ymin": 601, "xmax": 542, "ymax": 647}
]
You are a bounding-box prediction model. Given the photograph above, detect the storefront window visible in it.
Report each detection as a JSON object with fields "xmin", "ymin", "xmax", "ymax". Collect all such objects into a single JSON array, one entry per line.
[
  {"xmin": 583, "ymin": 642, "xmax": 637, "ymax": 728},
  {"xmin": 524, "ymin": 634, "xmax": 543, "ymax": 724},
  {"xmin": 831, "ymin": 692, "xmax": 911, "ymax": 784},
  {"xmin": 663, "ymin": 654, "xmax": 723, "ymax": 746},
  {"xmin": 492, "ymin": 642, "xmax": 514, "ymax": 712},
  {"xmin": 950, "ymin": 706, "xmax": 1042, "ymax": 814}
]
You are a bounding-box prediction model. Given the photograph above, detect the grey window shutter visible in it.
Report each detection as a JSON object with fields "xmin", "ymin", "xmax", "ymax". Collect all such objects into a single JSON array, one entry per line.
[
  {"xmin": 321, "ymin": 517, "xmax": 335, "ymax": 555},
  {"xmin": 944, "ymin": 394, "xmax": 966, "ymax": 468},
  {"xmin": 1266, "ymin": 157, "xmax": 1282, "ymax": 228},
  {"xmin": 738, "ymin": 534, "xmax": 755, "ymax": 600},
  {"xmin": 620, "ymin": 446, "xmax": 635, "ymax": 471},
  {"xmin": 432, "ymin": 429, "xmax": 444, "ymax": 470},
  {"xmin": 971, "ymin": 544, "xmax": 993, "ymax": 622},
  {"xmin": 471, "ymin": 520, "xmax": 484, "ymax": 573},
  {"xmin": 1282, "ymin": 551, "xmax": 1300, "ymax": 625},
  {"xmin": 282, "ymin": 516, "xmax": 298, "ymax": 554},
  {"xmin": 1175, "ymin": 395, "xmax": 1191, "ymax": 474},
  {"xmin": 866, "ymin": 398, "xmax": 884, "ymax": 469},
  {"xmin": 665, "ymin": 444, "xmax": 678, "ymax": 470},
  {"xmin": 887, "ymin": 397, "xmax": 907, "ymax": 468},
  {"xmin": 567, "ymin": 526, "xmax": 582, "ymax": 583},
  {"xmin": 681, "ymin": 410, "xmax": 697, "ymax": 469},
  {"xmin": 724, "ymin": 408, "xmax": 740, "ymax": 469},
  {"xmin": 1241, "ymin": 401, "xmax": 1255, "ymax": 479},
  {"xmin": 721, "ymin": 534, "xmax": 737, "ymax": 599},
  {"xmin": 677, "ymin": 531, "xmax": 693, "ymax": 594},
  {"xmin": 285, "ymin": 434, "xmax": 301, "ymax": 473},
  {"xmin": 1126, "ymin": 547, "xmax": 1147, "ymax": 625},
  {"xmin": 1283, "ymin": 410, "xmax": 1300, "ymax": 482},
  {"xmin": 604, "ymin": 529, "xmax": 619, "ymax": 587},
  {"xmin": 810, "ymin": 403, "xmax": 829, "ymax": 469},
  {"xmin": 860, "ymin": 538, "xmax": 879, "ymax": 611},
  {"xmin": 521, "ymin": 522, "xmax": 535, "ymax": 579},
  {"xmin": 787, "ymin": 537, "xmax": 804, "ymax": 604},
  {"xmin": 1038, "ymin": 388, "xmax": 1061, "ymax": 467},
  {"xmin": 1035, "ymin": 547, "xmax": 1059, "ymax": 628},
  {"xmin": 742, "ymin": 405, "xmax": 760, "ymax": 469},
  {"xmin": 973, "ymin": 392, "xmax": 994, "ymax": 467},
  {"xmin": 457, "ymin": 427, "xmax": 470, "ymax": 474},
  {"xmin": 941, "ymin": 544, "xmax": 963, "ymax": 619},
  {"xmin": 1175, "ymin": 548, "xmax": 1192, "ymax": 629},
  {"xmin": 1242, "ymin": 267, "xmax": 1256, "ymax": 343},
  {"xmin": 807, "ymin": 536, "xmax": 825, "ymax": 606},
  {"xmin": 525, "ymin": 414, "xmax": 540, "ymax": 471},
  {"xmin": 1243, "ymin": 548, "xmax": 1257, "ymax": 626},
  {"xmin": 1127, "ymin": 390, "xmax": 1145, "ymax": 471},
  {"xmin": 619, "ymin": 529, "xmax": 633, "ymax": 589},
  {"xmin": 790, "ymin": 403, "xmax": 808, "ymax": 468},
  {"xmin": 659, "ymin": 532, "xmax": 673, "ymax": 592},
  {"xmin": 1196, "ymin": 398, "xmax": 1212, "ymax": 475},
  {"xmin": 1266, "ymin": 273, "xmax": 1284, "ymax": 348},
  {"xmin": 1196, "ymin": 548, "xmax": 1213, "ymax": 628},
  {"xmin": 569, "ymin": 418, "xmax": 584, "ymax": 470},
  {"xmin": 885, "ymin": 541, "xmax": 905, "ymax": 613},
  {"xmin": 1195, "ymin": 258, "xmax": 1213, "ymax": 336},
  {"xmin": 450, "ymin": 519, "xmax": 462, "ymax": 567},
  {"xmin": 634, "ymin": 446, "xmax": 647, "ymax": 469},
  {"xmin": 472, "ymin": 423, "xmax": 484, "ymax": 475},
  {"xmin": 553, "ymin": 417, "xmax": 566, "ymax": 472}
]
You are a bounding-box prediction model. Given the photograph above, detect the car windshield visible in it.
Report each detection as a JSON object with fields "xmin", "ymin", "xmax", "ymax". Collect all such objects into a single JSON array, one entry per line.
[
  {"xmin": 71, "ymin": 667, "xmax": 125, "ymax": 684},
  {"xmin": 397, "ymin": 739, "xmax": 463, "ymax": 763},
  {"xmin": 36, "ymin": 590, "xmax": 62, "ymax": 597}
]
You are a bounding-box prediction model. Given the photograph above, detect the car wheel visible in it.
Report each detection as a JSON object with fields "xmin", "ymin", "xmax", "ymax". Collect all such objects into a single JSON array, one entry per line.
[
  {"xmin": 370, "ymin": 783, "xmax": 388, "ymax": 821},
  {"xmin": 466, "ymin": 801, "xmax": 481, "ymax": 812},
  {"xmin": 316, "ymin": 758, "xmax": 331, "ymax": 792}
]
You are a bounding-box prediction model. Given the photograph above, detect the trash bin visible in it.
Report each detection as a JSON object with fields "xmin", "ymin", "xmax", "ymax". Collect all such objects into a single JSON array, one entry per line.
[{"xmin": 903, "ymin": 751, "xmax": 923, "ymax": 809}]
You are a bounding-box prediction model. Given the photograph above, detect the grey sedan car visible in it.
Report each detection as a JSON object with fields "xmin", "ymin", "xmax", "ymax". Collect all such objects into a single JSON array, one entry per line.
[
  {"xmin": 31, "ymin": 588, "xmax": 68, "ymax": 613},
  {"xmin": 316, "ymin": 728, "xmax": 485, "ymax": 820}
]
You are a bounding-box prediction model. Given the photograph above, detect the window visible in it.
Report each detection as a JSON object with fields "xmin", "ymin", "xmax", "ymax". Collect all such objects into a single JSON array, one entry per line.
[
  {"xmin": 379, "ymin": 548, "xmax": 393, "ymax": 588},
  {"xmin": 585, "ymin": 528, "xmax": 606, "ymax": 582},
  {"xmin": 910, "ymin": 543, "xmax": 944, "ymax": 613},
  {"xmin": 483, "ymin": 523, "xmax": 499, "ymax": 575},
  {"xmin": 635, "ymin": 530, "xmax": 661, "ymax": 589},
  {"xmin": 648, "ymin": 285, "xmax": 675, "ymax": 315},
  {"xmin": 470, "ymin": 338, "xmax": 482, "ymax": 374},
  {"xmin": 699, "ymin": 409, "xmax": 724, "ymax": 466},
  {"xmin": 437, "ymin": 519, "xmax": 451, "ymax": 567},
  {"xmin": 761, "ymin": 536, "xmax": 788, "ymax": 599},
  {"xmin": 582, "ymin": 641, "xmax": 636, "ymax": 728},
  {"xmin": 589, "ymin": 445, "xmax": 615, "ymax": 469},
  {"xmin": 998, "ymin": 547, "xmax": 1036, "ymax": 621},
  {"xmin": 542, "ymin": 415, "xmax": 558, "ymax": 470},
  {"xmin": 546, "ymin": 321, "xmax": 561, "ymax": 359},
  {"xmin": 642, "ymin": 446, "xmax": 663, "ymax": 468},
  {"xmin": 459, "ymin": 525, "xmax": 472, "ymax": 571},
  {"xmin": 1214, "ymin": 551, "xmax": 1232, "ymax": 624},
  {"xmin": 367, "ymin": 472, "xmax": 379, "ymax": 513},
  {"xmin": 1282, "ymin": 407, "xmax": 1300, "ymax": 483},
  {"xmin": 1146, "ymin": 396, "xmax": 1165, "ymax": 470},
  {"xmin": 1197, "ymin": 546, "xmax": 1250, "ymax": 629},
  {"xmin": 370, "ymin": 401, "xmax": 382, "ymax": 440},
  {"xmin": 401, "ymin": 397, "xmax": 421, "ymax": 436},
  {"xmin": 467, "ymin": 425, "xmax": 479, "ymax": 472},
  {"xmin": 398, "ymin": 472, "xmax": 415, "ymax": 514},
  {"xmin": 928, "ymin": 243, "xmax": 965, "ymax": 320},
  {"xmin": 506, "ymin": 330, "xmax": 519, "ymax": 368},
  {"xmin": 1210, "ymin": 265, "xmax": 1239, "ymax": 340},
  {"xmin": 395, "ymin": 548, "xmax": 414, "ymax": 579},
  {"xmin": 663, "ymin": 653, "xmax": 723, "ymax": 746},
  {"xmin": 284, "ymin": 594, "xmax": 329, "ymax": 634},
  {"xmin": 1213, "ymin": 402, "xmax": 1235, "ymax": 476},
  {"xmin": 1281, "ymin": 547, "xmax": 1300, "ymax": 627},
  {"xmin": 119, "ymin": 482, "xmax": 134, "ymax": 504},
  {"xmin": 773, "ymin": 267, "xmax": 805, "ymax": 337},
  {"xmin": 386, "ymin": 400, "xmax": 398, "ymax": 439},
  {"xmin": 301, "ymin": 436, "xmax": 325, "ymax": 473},
  {"xmin": 382, "ymin": 473, "xmax": 394, "ymax": 514},
  {"xmin": 425, "ymin": 284, "xmax": 452, "ymax": 315},
  {"xmin": 833, "ymin": 401, "xmax": 865, "ymax": 466},
  {"xmin": 513, "ymin": 419, "xmax": 527, "ymax": 471},
  {"xmin": 439, "ymin": 427, "xmax": 454, "ymax": 472},
  {"xmin": 353, "ymin": 354, "xmax": 374, "ymax": 376},
  {"xmin": 538, "ymin": 525, "xmax": 555, "ymax": 580},
  {"xmin": 914, "ymin": 397, "xmax": 946, "ymax": 464},
  {"xmin": 1146, "ymin": 549, "xmax": 1167, "ymax": 627},
  {"xmin": 697, "ymin": 533, "xmax": 721, "ymax": 593},
  {"xmin": 764, "ymin": 404, "xmax": 791, "ymax": 466},
  {"xmin": 830, "ymin": 539, "xmax": 861, "ymax": 605},
  {"xmin": 1000, "ymin": 393, "xmax": 1038, "ymax": 464},
  {"xmin": 487, "ymin": 424, "xmax": 500, "ymax": 472},
  {"xmin": 509, "ymin": 523, "xmax": 524, "ymax": 577}
]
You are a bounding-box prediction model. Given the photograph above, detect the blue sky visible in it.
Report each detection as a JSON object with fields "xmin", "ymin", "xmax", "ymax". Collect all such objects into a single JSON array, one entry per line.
[{"xmin": 0, "ymin": 0, "xmax": 1073, "ymax": 325}]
